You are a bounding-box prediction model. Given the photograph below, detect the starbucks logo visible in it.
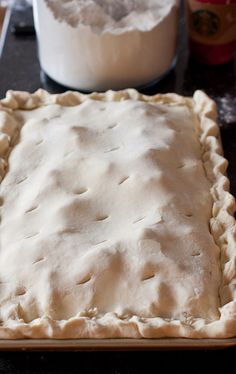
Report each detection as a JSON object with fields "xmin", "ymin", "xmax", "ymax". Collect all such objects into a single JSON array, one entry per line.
[{"xmin": 193, "ymin": 10, "xmax": 220, "ymax": 37}]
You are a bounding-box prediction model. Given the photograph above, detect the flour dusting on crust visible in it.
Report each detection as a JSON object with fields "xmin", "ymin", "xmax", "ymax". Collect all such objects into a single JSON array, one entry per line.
[{"xmin": 0, "ymin": 89, "xmax": 235, "ymax": 339}]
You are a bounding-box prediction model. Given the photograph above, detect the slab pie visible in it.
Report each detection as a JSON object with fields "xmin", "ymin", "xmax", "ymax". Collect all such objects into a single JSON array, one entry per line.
[{"xmin": 0, "ymin": 89, "xmax": 235, "ymax": 339}]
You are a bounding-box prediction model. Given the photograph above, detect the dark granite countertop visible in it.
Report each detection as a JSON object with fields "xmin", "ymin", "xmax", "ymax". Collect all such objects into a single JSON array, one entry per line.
[{"xmin": 0, "ymin": 6, "xmax": 235, "ymax": 373}]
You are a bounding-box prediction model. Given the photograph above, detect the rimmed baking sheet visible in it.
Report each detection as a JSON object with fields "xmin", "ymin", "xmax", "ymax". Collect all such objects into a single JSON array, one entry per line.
[{"xmin": 0, "ymin": 338, "xmax": 236, "ymax": 351}]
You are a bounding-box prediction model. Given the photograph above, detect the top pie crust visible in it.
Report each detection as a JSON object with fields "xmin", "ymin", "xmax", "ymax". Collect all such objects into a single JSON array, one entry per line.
[{"xmin": 0, "ymin": 89, "xmax": 235, "ymax": 339}]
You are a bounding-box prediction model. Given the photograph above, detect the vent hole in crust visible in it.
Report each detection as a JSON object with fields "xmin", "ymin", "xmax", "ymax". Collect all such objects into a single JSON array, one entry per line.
[
  {"xmin": 191, "ymin": 252, "xmax": 201, "ymax": 257},
  {"xmin": 32, "ymin": 257, "xmax": 45, "ymax": 264},
  {"xmin": 99, "ymin": 107, "xmax": 106, "ymax": 112},
  {"xmin": 94, "ymin": 240, "xmax": 107, "ymax": 246},
  {"xmin": 15, "ymin": 287, "xmax": 27, "ymax": 296},
  {"xmin": 64, "ymin": 150, "xmax": 74, "ymax": 158},
  {"xmin": 25, "ymin": 232, "xmax": 39, "ymax": 239},
  {"xmin": 0, "ymin": 197, "xmax": 3, "ymax": 206},
  {"xmin": 17, "ymin": 176, "xmax": 28, "ymax": 185},
  {"xmin": 76, "ymin": 275, "xmax": 91, "ymax": 285},
  {"xmin": 177, "ymin": 164, "xmax": 185, "ymax": 169},
  {"xmin": 96, "ymin": 215, "xmax": 109, "ymax": 222},
  {"xmin": 73, "ymin": 187, "xmax": 88, "ymax": 195},
  {"xmin": 58, "ymin": 227, "xmax": 80, "ymax": 235},
  {"xmin": 108, "ymin": 123, "xmax": 118, "ymax": 129},
  {"xmin": 168, "ymin": 121, "xmax": 181, "ymax": 133},
  {"xmin": 25, "ymin": 205, "xmax": 38, "ymax": 214},
  {"xmin": 35, "ymin": 139, "xmax": 44, "ymax": 146},
  {"xmin": 104, "ymin": 146, "xmax": 120, "ymax": 153},
  {"xmin": 185, "ymin": 214, "xmax": 193, "ymax": 218},
  {"xmin": 133, "ymin": 217, "xmax": 145, "ymax": 224},
  {"xmin": 142, "ymin": 274, "xmax": 155, "ymax": 281},
  {"xmin": 118, "ymin": 176, "xmax": 129, "ymax": 185}
]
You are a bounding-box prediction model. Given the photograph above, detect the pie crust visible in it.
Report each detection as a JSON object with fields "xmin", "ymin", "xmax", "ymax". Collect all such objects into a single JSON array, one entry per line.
[{"xmin": 0, "ymin": 89, "xmax": 235, "ymax": 339}]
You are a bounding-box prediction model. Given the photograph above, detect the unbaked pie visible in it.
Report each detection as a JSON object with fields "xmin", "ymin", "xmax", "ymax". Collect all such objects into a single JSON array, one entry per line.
[{"xmin": 0, "ymin": 89, "xmax": 235, "ymax": 339}]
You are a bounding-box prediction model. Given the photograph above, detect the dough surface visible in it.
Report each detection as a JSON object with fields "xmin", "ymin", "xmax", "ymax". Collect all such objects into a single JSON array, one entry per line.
[{"xmin": 0, "ymin": 89, "xmax": 235, "ymax": 339}]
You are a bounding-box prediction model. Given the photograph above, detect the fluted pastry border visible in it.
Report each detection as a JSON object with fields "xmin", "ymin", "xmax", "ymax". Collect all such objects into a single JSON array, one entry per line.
[{"xmin": 0, "ymin": 89, "xmax": 235, "ymax": 339}]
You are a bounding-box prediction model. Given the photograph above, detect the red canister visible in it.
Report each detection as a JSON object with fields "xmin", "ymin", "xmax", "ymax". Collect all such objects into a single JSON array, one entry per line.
[{"xmin": 186, "ymin": 0, "xmax": 236, "ymax": 64}]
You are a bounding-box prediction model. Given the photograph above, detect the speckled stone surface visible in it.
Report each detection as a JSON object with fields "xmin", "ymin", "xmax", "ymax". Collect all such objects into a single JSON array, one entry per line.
[{"xmin": 0, "ymin": 6, "xmax": 235, "ymax": 372}]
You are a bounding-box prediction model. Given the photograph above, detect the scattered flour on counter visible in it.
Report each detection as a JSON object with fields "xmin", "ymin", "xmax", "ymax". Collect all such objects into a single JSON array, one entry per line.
[{"xmin": 217, "ymin": 95, "xmax": 236, "ymax": 125}]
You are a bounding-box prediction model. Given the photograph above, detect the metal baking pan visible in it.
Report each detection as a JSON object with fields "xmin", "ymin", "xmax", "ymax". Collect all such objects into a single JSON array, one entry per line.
[{"xmin": 0, "ymin": 338, "xmax": 236, "ymax": 351}]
